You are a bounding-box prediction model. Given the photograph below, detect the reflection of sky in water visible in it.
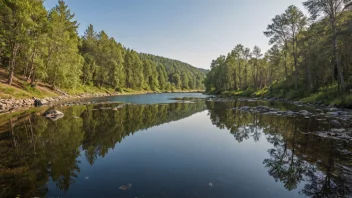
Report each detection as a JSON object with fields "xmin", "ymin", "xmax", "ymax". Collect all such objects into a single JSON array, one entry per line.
[
  {"xmin": 47, "ymin": 110, "xmax": 306, "ymax": 198},
  {"xmin": 82, "ymin": 93, "xmax": 209, "ymax": 104}
]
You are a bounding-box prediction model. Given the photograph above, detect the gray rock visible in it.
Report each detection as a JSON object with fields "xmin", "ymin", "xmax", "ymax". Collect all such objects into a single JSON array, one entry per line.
[
  {"xmin": 44, "ymin": 110, "xmax": 64, "ymax": 121},
  {"xmin": 293, "ymin": 101, "xmax": 302, "ymax": 105},
  {"xmin": 326, "ymin": 111, "xmax": 339, "ymax": 116},
  {"xmin": 315, "ymin": 109, "xmax": 324, "ymax": 113},
  {"xmin": 331, "ymin": 128, "xmax": 346, "ymax": 133},
  {"xmin": 299, "ymin": 110, "xmax": 310, "ymax": 116},
  {"xmin": 316, "ymin": 118, "xmax": 326, "ymax": 121},
  {"xmin": 256, "ymin": 106, "xmax": 270, "ymax": 112},
  {"xmin": 240, "ymin": 106, "xmax": 250, "ymax": 110},
  {"xmin": 338, "ymin": 111, "xmax": 350, "ymax": 115},
  {"xmin": 330, "ymin": 120, "xmax": 341, "ymax": 128},
  {"xmin": 286, "ymin": 110, "xmax": 294, "ymax": 115}
]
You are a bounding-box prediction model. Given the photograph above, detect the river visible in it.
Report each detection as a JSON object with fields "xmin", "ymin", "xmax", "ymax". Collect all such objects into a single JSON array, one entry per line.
[{"xmin": 0, "ymin": 93, "xmax": 351, "ymax": 198}]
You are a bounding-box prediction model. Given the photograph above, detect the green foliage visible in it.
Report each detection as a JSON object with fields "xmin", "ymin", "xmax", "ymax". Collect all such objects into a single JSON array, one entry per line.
[
  {"xmin": 0, "ymin": 0, "xmax": 206, "ymax": 95},
  {"xmin": 206, "ymin": 3, "xmax": 352, "ymax": 107},
  {"xmin": 46, "ymin": 3, "xmax": 83, "ymax": 89},
  {"xmin": 140, "ymin": 53, "xmax": 206, "ymax": 90}
]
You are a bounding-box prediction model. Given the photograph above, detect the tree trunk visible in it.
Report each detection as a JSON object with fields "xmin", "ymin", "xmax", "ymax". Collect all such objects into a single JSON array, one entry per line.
[
  {"xmin": 10, "ymin": 119, "xmax": 17, "ymax": 147},
  {"xmin": 255, "ymin": 61, "xmax": 259, "ymax": 89},
  {"xmin": 244, "ymin": 59, "xmax": 248, "ymax": 89},
  {"xmin": 238, "ymin": 61, "xmax": 242, "ymax": 89},
  {"xmin": 8, "ymin": 43, "xmax": 20, "ymax": 85},
  {"xmin": 305, "ymin": 54, "xmax": 313, "ymax": 90},
  {"xmin": 283, "ymin": 43, "xmax": 288, "ymax": 81},
  {"xmin": 332, "ymin": 19, "xmax": 345, "ymax": 92},
  {"xmin": 233, "ymin": 70, "xmax": 237, "ymax": 91},
  {"xmin": 26, "ymin": 47, "xmax": 37, "ymax": 81},
  {"xmin": 292, "ymin": 39, "xmax": 298, "ymax": 89},
  {"xmin": 30, "ymin": 65, "xmax": 37, "ymax": 87}
]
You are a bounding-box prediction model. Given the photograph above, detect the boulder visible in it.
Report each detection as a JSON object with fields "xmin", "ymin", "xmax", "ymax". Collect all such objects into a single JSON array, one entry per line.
[
  {"xmin": 256, "ymin": 106, "xmax": 270, "ymax": 112},
  {"xmin": 44, "ymin": 110, "xmax": 64, "ymax": 121},
  {"xmin": 286, "ymin": 110, "xmax": 294, "ymax": 116},
  {"xmin": 326, "ymin": 111, "xmax": 339, "ymax": 116},
  {"xmin": 299, "ymin": 110, "xmax": 310, "ymax": 116},
  {"xmin": 34, "ymin": 99, "xmax": 43, "ymax": 107},
  {"xmin": 330, "ymin": 120, "xmax": 341, "ymax": 128},
  {"xmin": 0, "ymin": 103, "xmax": 7, "ymax": 110},
  {"xmin": 112, "ymin": 104, "xmax": 126, "ymax": 110},
  {"xmin": 293, "ymin": 101, "xmax": 302, "ymax": 105},
  {"xmin": 331, "ymin": 128, "xmax": 346, "ymax": 133},
  {"xmin": 315, "ymin": 109, "xmax": 324, "ymax": 113},
  {"xmin": 327, "ymin": 107, "xmax": 339, "ymax": 111}
]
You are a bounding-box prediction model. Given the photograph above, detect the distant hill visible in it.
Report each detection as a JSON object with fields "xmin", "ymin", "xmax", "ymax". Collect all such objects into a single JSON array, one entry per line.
[
  {"xmin": 197, "ymin": 68, "xmax": 209, "ymax": 75},
  {"xmin": 139, "ymin": 53, "xmax": 206, "ymax": 89}
]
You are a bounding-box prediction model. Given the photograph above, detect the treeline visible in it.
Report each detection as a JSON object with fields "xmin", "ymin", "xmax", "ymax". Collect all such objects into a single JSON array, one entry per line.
[
  {"xmin": 205, "ymin": 1, "xmax": 352, "ymax": 98},
  {"xmin": 0, "ymin": 0, "xmax": 205, "ymax": 91},
  {"xmin": 140, "ymin": 53, "xmax": 206, "ymax": 90}
]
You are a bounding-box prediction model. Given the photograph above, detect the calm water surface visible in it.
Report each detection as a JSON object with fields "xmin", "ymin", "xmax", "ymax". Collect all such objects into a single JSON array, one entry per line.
[
  {"xmin": 0, "ymin": 93, "xmax": 351, "ymax": 198},
  {"xmin": 77, "ymin": 92, "xmax": 209, "ymax": 104}
]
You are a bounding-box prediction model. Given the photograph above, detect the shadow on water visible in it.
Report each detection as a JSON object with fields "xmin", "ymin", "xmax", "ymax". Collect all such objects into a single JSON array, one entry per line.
[
  {"xmin": 206, "ymin": 100, "xmax": 352, "ymax": 198},
  {"xmin": 0, "ymin": 101, "xmax": 206, "ymax": 198}
]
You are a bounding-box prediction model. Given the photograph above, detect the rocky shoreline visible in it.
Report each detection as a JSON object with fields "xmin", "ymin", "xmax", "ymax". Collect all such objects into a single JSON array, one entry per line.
[
  {"xmin": 0, "ymin": 90, "xmax": 204, "ymax": 114},
  {"xmin": 0, "ymin": 92, "xmax": 110, "ymax": 113},
  {"xmin": 209, "ymin": 97, "xmax": 352, "ymax": 142}
]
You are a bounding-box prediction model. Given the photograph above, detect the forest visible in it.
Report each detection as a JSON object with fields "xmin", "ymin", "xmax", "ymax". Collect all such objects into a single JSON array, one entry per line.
[
  {"xmin": 205, "ymin": 1, "xmax": 352, "ymax": 106},
  {"xmin": 0, "ymin": 0, "xmax": 206, "ymax": 93}
]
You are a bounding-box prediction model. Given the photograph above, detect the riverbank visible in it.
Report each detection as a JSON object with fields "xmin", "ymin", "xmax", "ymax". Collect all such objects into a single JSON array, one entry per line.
[
  {"xmin": 0, "ymin": 89, "xmax": 204, "ymax": 114},
  {"xmin": 0, "ymin": 68, "xmax": 204, "ymax": 113},
  {"xmin": 208, "ymin": 97, "xmax": 352, "ymax": 142},
  {"xmin": 215, "ymin": 84, "xmax": 352, "ymax": 108}
]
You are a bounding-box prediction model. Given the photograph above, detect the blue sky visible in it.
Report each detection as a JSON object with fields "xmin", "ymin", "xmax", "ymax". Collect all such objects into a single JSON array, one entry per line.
[{"xmin": 44, "ymin": 0, "xmax": 306, "ymax": 69}]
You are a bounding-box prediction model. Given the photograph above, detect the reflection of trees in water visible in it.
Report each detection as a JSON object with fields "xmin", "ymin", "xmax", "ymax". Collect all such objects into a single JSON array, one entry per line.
[
  {"xmin": 0, "ymin": 102, "xmax": 206, "ymax": 198},
  {"xmin": 206, "ymin": 101, "xmax": 352, "ymax": 197}
]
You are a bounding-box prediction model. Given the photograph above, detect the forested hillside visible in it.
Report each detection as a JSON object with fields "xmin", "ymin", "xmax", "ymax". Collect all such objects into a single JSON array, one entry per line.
[
  {"xmin": 140, "ymin": 53, "xmax": 206, "ymax": 90},
  {"xmin": 0, "ymin": 0, "xmax": 205, "ymax": 94},
  {"xmin": 205, "ymin": 1, "xmax": 352, "ymax": 105}
]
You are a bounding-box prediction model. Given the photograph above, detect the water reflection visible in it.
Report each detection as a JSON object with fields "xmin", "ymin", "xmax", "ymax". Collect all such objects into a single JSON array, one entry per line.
[
  {"xmin": 0, "ymin": 99, "xmax": 351, "ymax": 197},
  {"xmin": 206, "ymin": 101, "xmax": 352, "ymax": 197},
  {"xmin": 0, "ymin": 102, "xmax": 206, "ymax": 198}
]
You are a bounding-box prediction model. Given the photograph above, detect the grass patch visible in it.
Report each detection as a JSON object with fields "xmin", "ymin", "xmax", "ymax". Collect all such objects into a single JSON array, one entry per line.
[
  {"xmin": 63, "ymin": 85, "xmax": 117, "ymax": 95},
  {"xmin": 220, "ymin": 89, "xmax": 256, "ymax": 97},
  {"xmin": 254, "ymin": 87, "xmax": 268, "ymax": 97},
  {"xmin": 300, "ymin": 84, "xmax": 352, "ymax": 107},
  {"xmin": 0, "ymin": 83, "xmax": 57, "ymax": 99}
]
